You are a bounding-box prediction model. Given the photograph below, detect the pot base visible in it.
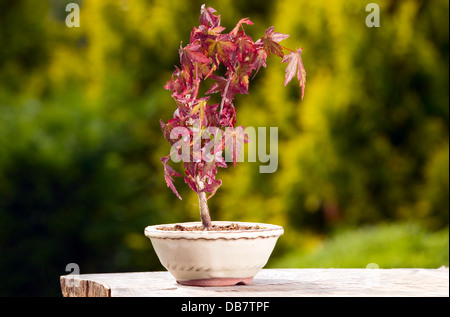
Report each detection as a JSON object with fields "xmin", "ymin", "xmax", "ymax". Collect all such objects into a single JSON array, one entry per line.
[{"xmin": 177, "ymin": 276, "xmax": 254, "ymax": 287}]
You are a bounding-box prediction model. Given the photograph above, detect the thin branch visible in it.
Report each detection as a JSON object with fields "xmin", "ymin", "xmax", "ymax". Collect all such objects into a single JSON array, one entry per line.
[
  {"xmin": 279, "ymin": 44, "xmax": 295, "ymax": 54},
  {"xmin": 192, "ymin": 63, "xmax": 200, "ymax": 100},
  {"xmin": 218, "ymin": 72, "xmax": 233, "ymax": 121}
]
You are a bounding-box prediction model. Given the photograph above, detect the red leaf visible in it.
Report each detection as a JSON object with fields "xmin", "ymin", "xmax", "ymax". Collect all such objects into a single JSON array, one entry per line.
[
  {"xmin": 206, "ymin": 35, "xmax": 237, "ymax": 68},
  {"xmin": 160, "ymin": 157, "xmax": 183, "ymax": 200},
  {"xmin": 266, "ymin": 26, "xmax": 290, "ymax": 43},
  {"xmin": 200, "ymin": 4, "xmax": 220, "ymax": 27},
  {"xmin": 219, "ymin": 103, "xmax": 236, "ymax": 127},
  {"xmin": 252, "ymin": 49, "xmax": 267, "ymax": 78},
  {"xmin": 203, "ymin": 178, "xmax": 222, "ymax": 200},
  {"xmin": 223, "ymin": 126, "xmax": 249, "ymax": 167},
  {"xmin": 281, "ymin": 48, "xmax": 306, "ymax": 99},
  {"xmin": 205, "ymin": 75, "xmax": 235, "ymax": 104},
  {"xmin": 258, "ymin": 26, "xmax": 290, "ymax": 58},
  {"xmin": 160, "ymin": 118, "xmax": 183, "ymax": 144},
  {"xmin": 184, "ymin": 41, "xmax": 210, "ymax": 64},
  {"xmin": 179, "ymin": 42, "xmax": 210, "ymax": 77},
  {"xmin": 231, "ymin": 18, "xmax": 254, "ymax": 37},
  {"xmin": 235, "ymin": 35, "xmax": 256, "ymax": 63},
  {"xmin": 164, "ymin": 66, "xmax": 187, "ymax": 94},
  {"xmin": 205, "ymin": 75, "xmax": 226, "ymax": 95},
  {"xmin": 184, "ymin": 175, "xmax": 198, "ymax": 193}
]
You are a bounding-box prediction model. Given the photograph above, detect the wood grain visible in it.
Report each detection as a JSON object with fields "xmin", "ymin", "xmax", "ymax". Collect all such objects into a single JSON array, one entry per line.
[{"xmin": 60, "ymin": 268, "xmax": 449, "ymax": 297}]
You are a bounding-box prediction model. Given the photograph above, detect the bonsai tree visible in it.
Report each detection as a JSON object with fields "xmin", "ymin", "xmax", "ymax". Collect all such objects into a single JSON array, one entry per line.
[{"xmin": 161, "ymin": 4, "xmax": 306, "ymax": 230}]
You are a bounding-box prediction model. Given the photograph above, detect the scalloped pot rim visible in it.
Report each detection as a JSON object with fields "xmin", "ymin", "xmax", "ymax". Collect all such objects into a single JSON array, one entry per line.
[{"xmin": 144, "ymin": 221, "xmax": 284, "ymax": 240}]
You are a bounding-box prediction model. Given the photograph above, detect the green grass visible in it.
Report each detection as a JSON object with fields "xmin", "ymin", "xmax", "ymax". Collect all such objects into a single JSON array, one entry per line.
[{"xmin": 272, "ymin": 223, "xmax": 449, "ymax": 269}]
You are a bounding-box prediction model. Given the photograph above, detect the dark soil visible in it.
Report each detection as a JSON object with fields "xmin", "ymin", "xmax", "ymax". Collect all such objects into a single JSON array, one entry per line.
[{"xmin": 156, "ymin": 223, "xmax": 262, "ymax": 231}]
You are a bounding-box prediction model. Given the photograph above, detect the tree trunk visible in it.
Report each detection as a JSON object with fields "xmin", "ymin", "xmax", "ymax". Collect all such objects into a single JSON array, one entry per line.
[{"xmin": 195, "ymin": 175, "xmax": 212, "ymax": 230}]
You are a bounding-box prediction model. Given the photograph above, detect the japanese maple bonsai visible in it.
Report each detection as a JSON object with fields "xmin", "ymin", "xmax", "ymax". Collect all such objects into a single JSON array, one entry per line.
[{"xmin": 145, "ymin": 4, "xmax": 305, "ymax": 286}]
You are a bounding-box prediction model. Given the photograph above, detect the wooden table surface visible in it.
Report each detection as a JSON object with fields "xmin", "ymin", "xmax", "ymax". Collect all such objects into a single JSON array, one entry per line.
[{"xmin": 60, "ymin": 268, "xmax": 449, "ymax": 297}]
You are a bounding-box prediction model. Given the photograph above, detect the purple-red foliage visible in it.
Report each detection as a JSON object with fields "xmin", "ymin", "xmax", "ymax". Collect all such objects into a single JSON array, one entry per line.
[{"xmin": 161, "ymin": 4, "xmax": 306, "ymax": 200}]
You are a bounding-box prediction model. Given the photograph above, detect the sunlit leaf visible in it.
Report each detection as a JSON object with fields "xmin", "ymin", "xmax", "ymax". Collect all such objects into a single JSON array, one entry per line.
[
  {"xmin": 160, "ymin": 156, "xmax": 183, "ymax": 200},
  {"xmin": 281, "ymin": 47, "xmax": 306, "ymax": 99},
  {"xmin": 258, "ymin": 26, "xmax": 290, "ymax": 58},
  {"xmin": 199, "ymin": 4, "xmax": 220, "ymax": 27}
]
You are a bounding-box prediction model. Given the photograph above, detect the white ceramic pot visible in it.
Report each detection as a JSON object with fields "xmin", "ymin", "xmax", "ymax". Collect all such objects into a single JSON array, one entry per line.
[{"xmin": 144, "ymin": 221, "xmax": 284, "ymax": 286}]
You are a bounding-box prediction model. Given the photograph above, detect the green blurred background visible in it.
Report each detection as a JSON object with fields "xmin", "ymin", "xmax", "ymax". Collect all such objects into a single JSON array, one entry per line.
[{"xmin": 0, "ymin": 0, "xmax": 448, "ymax": 296}]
